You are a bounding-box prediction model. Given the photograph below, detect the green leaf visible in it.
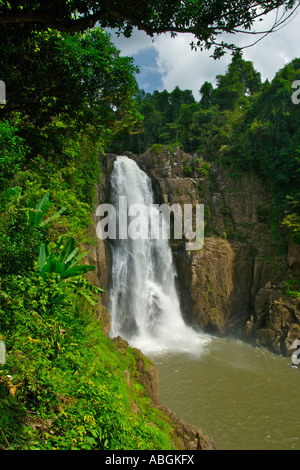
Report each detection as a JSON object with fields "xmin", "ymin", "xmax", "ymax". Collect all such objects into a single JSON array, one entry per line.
[
  {"xmin": 27, "ymin": 193, "xmax": 51, "ymax": 228},
  {"xmin": 39, "ymin": 206, "xmax": 66, "ymax": 227},
  {"xmin": 35, "ymin": 192, "xmax": 50, "ymax": 212},
  {"xmin": 60, "ymin": 264, "xmax": 95, "ymax": 280},
  {"xmin": 59, "ymin": 238, "xmax": 76, "ymax": 265},
  {"xmin": 68, "ymin": 249, "xmax": 91, "ymax": 269},
  {"xmin": 65, "ymin": 247, "xmax": 79, "ymax": 264},
  {"xmin": 39, "ymin": 244, "xmax": 49, "ymax": 271},
  {"xmin": 4, "ymin": 186, "xmax": 22, "ymax": 202}
]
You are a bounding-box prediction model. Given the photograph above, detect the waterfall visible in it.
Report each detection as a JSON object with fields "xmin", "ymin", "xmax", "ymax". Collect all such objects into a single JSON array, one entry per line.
[{"xmin": 108, "ymin": 156, "xmax": 210, "ymax": 356}]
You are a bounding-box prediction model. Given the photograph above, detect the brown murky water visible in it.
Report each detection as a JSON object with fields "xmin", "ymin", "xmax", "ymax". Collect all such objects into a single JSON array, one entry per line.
[{"xmin": 151, "ymin": 336, "xmax": 300, "ymax": 450}]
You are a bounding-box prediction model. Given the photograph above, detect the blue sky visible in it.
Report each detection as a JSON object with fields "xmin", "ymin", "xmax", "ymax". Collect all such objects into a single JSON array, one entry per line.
[
  {"xmin": 132, "ymin": 46, "xmax": 163, "ymax": 92},
  {"xmin": 107, "ymin": 6, "xmax": 300, "ymax": 99}
]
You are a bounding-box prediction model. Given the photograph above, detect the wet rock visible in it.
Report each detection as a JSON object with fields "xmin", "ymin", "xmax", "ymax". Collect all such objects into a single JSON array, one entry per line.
[
  {"xmin": 132, "ymin": 347, "xmax": 160, "ymax": 406},
  {"xmin": 288, "ymin": 243, "xmax": 300, "ymax": 270},
  {"xmin": 157, "ymin": 405, "xmax": 216, "ymax": 450}
]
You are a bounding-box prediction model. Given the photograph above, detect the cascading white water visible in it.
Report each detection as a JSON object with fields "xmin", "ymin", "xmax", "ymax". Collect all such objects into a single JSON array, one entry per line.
[{"xmin": 108, "ymin": 156, "xmax": 210, "ymax": 355}]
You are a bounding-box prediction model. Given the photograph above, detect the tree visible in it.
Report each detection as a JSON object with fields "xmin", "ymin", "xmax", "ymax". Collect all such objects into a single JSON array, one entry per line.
[
  {"xmin": 0, "ymin": 26, "xmax": 140, "ymax": 162},
  {"xmin": 112, "ymin": 87, "xmax": 197, "ymax": 152},
  {"xmin": 226, "ymin": 58, "xmax": 300, "ymax": 243},
  {"xmin": 212, "ymin": 53, "xmax": 261, "ymax": 110},
  {"xmin": 200, "ymin": 81, "xmax": 214, "ymax": 108},
  {"xmin": 0, "ymin": 27, "xmax": 138, "ymax": 132},
  {"xmin": 0, "ymin": 0, "xmax": 299, "ymax": 57}
]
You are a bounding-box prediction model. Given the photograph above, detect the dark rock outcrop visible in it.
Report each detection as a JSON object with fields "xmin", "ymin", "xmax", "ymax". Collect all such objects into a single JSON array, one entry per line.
[{"xmin": 157, "ymin": 405, "xmax": 216, "ymax": 450}]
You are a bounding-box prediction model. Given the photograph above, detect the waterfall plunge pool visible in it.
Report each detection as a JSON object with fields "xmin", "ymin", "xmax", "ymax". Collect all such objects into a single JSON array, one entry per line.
[{"xmin": 149, "ymin": 335, "xmax": 300, "ymax": 450}]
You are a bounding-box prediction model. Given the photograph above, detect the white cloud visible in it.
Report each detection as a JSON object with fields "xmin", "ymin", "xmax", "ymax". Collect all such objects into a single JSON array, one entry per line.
[
  {"xmin": 106, "ymin": 28, "xmax": 153, "ymax": 56},
  {"xmin": 226, "ymin": 6, "xmax": 300, "ymax": 82},
  {"xmin": 107, "ymin": 8, "xmax": 300, "ymax": 98},
  {"xmin": 152, "ymin": 33, "xmax": 231, "ymax": 97},
  {"xmin": 151, "ymin": 8, "xmax": 300, "ymax": 97}
]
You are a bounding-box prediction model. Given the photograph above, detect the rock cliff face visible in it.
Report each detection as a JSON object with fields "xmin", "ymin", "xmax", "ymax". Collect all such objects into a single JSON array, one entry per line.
[
  {"xmin": 85, "ymin": 154, "xmax": 114, "ymax": 336},
  {"xmin": 126, "ymin": 147, "xmax": 300, "ymax": 357}
]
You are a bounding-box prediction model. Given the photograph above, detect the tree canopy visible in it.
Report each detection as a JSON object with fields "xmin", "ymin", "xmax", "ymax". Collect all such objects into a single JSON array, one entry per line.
[
  {"xmin": 1, "ymin": 26, "xmax": 138, "ymax": 125},
  {"xmin": 111, "ymin": 54, "xmax": 300, "ymax": 243},
  {"xmin": 0, "ymin": 0, "xmax": 299, "ymax": 57},
  {"xmin": 0, "ymin": 25, "xmax": 139, "ymax": 162}
]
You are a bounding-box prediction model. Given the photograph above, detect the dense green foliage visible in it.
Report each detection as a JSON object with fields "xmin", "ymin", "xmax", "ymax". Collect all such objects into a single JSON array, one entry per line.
[
  {"xmin": 0, "ymin": 26, "xmax": 139, "ymax": 157},
  {"xmin": 0, "ymin": 271, "xmax": 172, "ymax": 450},
  {"xmin": 0, "ymin": 122, "xmax": 27, "ymax": 190},
  {"xmin": 0, "ymin": 22, "xmax": 173, "ymax": 450},
  {"xmin": 112, "ymin": 54, "xmax": 300, "ymax": 248},
  {"xmin": 1, "ymin": 0, "xmax": 299, "ymax": 449},
  {"xmin": 0, "ymin": 1, "xmax": 298, "ymax": 58}
]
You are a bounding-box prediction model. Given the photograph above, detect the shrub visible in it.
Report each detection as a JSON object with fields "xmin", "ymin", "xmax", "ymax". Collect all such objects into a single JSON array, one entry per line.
[
  {"xmin": 0, "ymin": 271, "xmax": 172, "ymax": 450},
  {"xmin": 183, "ymin": 164, "xmax": 193, "ymax": 176},
  {"xmin": 0, "ymin": 121, "xmax": 28, "ymax": 190}
]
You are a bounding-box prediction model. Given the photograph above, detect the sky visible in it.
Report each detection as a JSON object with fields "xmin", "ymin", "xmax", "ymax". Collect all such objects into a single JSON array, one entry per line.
[{"xmin": 106, "ymin": 5, "xmax": 300, "ymax": 99}]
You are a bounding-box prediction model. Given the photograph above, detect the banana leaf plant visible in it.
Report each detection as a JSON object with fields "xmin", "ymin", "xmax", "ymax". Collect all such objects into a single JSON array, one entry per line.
[
  {"xmin": 27, "ymin": 192, "xmax": 66, "ymax": 228},
  {"xmin": 39, "ymin": 237, "xmax": 100, "ymax": 305},
  {"xmin": 39, "ymin": 237, "xmax": 95, "ymax": 280}
]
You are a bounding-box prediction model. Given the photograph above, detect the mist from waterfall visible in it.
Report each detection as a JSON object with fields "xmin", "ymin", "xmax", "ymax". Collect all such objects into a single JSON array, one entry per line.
[{"xmin": 108, "ymin": 156, "xmax": 210, "ymax": 356}]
